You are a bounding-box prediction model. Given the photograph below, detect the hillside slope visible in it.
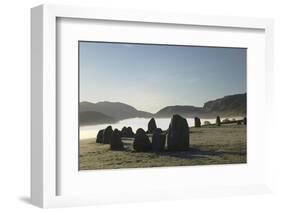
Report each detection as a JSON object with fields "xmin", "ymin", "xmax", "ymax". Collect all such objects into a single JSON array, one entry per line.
[
  {"xmin": 155, "ymin": 93, "xmax": 246, "ymax": 118},
  {"xmin": 79, "ymin": 111, "xmax": 117, "ymax": 125},
  {"xmin": 80, "ymin": 101, "xmax": 153, "ymax": 120}
]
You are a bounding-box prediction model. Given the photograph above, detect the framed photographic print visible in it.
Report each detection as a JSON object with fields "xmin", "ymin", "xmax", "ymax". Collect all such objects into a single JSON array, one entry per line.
[{"xmin": 31, "ymin": 4, "xmax": 274, "ymax": 208}]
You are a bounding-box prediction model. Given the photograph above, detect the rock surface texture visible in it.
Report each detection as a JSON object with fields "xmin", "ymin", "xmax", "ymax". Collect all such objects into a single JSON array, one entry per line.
[
  {"xmin": 133, "ymin": 128, "xmax": 152, "ymax": 152},
  {"xmin": 103, "ymin": 125, "xmax": 113, "ymax": 144},
  {"xmin": 110, "ymin": 129, "xmax": 124, "ymax": 150},
  {"xmin": 167, "ymin": 114, "xmax": 190, "ymax": 151}
]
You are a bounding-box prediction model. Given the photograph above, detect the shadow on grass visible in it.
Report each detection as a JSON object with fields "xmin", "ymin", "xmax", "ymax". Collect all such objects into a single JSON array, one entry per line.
[
  {"xmin": 190, "ymin": 130, "xmax": 204, "ymax": 134},
  {"xmin": 96, "ymin": 136, "xmax": 246, "ymax": 161},
  {"xmin": 156, "ymin": 147, "xmax": 246, "ymax": 160}
]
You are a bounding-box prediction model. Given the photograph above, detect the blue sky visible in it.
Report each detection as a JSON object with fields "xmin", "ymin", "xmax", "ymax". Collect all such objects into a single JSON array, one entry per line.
[{"xmin": 79, "ymin": 42, "xmax": 246, "ymax": 113}]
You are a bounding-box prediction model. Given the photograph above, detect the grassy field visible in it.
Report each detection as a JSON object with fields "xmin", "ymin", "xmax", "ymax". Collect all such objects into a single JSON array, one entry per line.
[{"xmin": 79, "ymin": 124, "xmax": 246, "ymax": 170}]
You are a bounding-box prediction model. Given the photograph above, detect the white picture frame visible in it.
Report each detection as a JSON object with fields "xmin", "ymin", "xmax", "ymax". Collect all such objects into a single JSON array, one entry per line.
[{"xmin": 31, "ymin": 4, "xmax": 274, "ymax": 208}]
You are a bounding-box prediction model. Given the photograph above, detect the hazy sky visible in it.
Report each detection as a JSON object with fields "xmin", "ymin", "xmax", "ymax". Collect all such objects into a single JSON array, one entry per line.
[{"xmin": 79, "ymin": 42, "xmax": 246, "ymax": 113}]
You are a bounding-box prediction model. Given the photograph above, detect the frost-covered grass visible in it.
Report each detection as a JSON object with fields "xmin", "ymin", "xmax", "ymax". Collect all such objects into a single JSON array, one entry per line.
[{"xmin": 79, "ymin": 124, "xmax": 246, "ymax": 170}]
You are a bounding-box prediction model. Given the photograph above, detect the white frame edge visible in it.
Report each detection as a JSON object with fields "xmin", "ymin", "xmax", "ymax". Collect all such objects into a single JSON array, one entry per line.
[
  {"xmin": 31, "ymin": 5, "xmax": 56, "ymax": 208},
  {"xmin": 31, "ymin": 4, "xmax": 274, "ymax": 208}
]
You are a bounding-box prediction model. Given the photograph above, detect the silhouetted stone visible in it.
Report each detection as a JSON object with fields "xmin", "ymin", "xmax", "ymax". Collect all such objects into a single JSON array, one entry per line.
[
  {"xmin": 216, "ymin": 116, "xmax": 221, "ymax": 126},
  {"xmin": 121, "ymin": 127, "xmax": 128, "ymax": 137},
  {"xmin": 136, "ymin": 128, "xmax": 146, "ymax": 135},
  {"xmin": 96, "ymin": 129, "xmax": 104, "ymax": 143},
  {"xmin": 155, "ymin": 128, "xmax": 162, "ymax": 133},
  {"xmin": 154, "ymin": 128, "xmax": 162, "ymax": 133},
  {"xmin": 243, "ymin": 117, "xmax": 247, "ymax": 125},
  {"xmin": 194, "ymin": 117, "xmax": 201, "ymax": 127},
  {"xmin": 133, "ymin": 129, "xmax": 152, "ymax": 152},
  {"xmin": 237, "ymin": 120, "xmax": 242, "ymax": 125},
  {"xmin": 152, "ymin": 128, "xmax": 165, "ymax": 152},
  {"xmin": 127, "ymin": 126, "xmax": 135, "ymax": 137},
  {"xmin": 121, "ymin": 126, "xmax": 135, "ymax": 137},
  {"xmin": 110, "ymin": 129, "xmax": 124, "ymax": 150},
  {"xmin": 103, "ymin": 126, "xmax": 113, "ymax": 144},
  {"xmin": 167, "ymin": 114, "xmax": 190, "ymax": 151},
  {"xmin": 147, "ymin": 118, "xmax": 157, "ymax": 133},
  {"xmin": 121, "ymin": 126, "xmax": 127, "ymax": 131}
]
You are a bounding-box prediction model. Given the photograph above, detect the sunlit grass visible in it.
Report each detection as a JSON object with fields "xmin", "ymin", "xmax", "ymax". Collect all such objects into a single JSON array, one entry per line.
[{"xmin": 79, "ymin": 124, "xmax": 246, "ymax": 170}]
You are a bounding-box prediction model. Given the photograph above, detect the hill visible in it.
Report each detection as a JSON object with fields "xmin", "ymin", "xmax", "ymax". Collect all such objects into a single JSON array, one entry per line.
[
  {"xmin": 79, "ymin": 111, "xmax": 117, "ymax": 126},
  {"xmin": 155, "ymin": 93, "xmax": 246, "ymax": 118},
  {"xmin": 79, "ymin": 93, "xmax": 246, "ymax": 125},
  {"xmin": 203, "ymin": 93, "xmax": 246, "ymax": 116},
  {"xmin": 80, "ymin": 101, "xmax": 153, "ymax": 121},
  {"xmin": 156, "ymin": 105, "xmax": 204, "ymax": 118}
]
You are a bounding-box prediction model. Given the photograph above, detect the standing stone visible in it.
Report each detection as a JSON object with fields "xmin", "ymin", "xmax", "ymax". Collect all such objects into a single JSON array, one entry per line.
[
  {"xmin": 133, "ymin": 129, "xmax": 152, "ymax": 152},
  {"xmin": 127, "ymin": 126, "xmax": 135, "ymax": 137},
  {"xmin": 243, "ymin": 117, "xmax": 247, "ymax": 125},
  {"xmin": 152, "ymin": 128, "xmax": 165, "ymax": 152},
  {"xmin": 96, "ymin": 129, "xmax": 104, "ymax": 143},
  {"xmin": 103, "ymin": 126, "xmax": 113, "ymax": 144},
  {"xmin": 167, "ymin": 114, "xmax": 190, "ymax": 151},
  {"xmin": 110, "ymin": 129, "xmax": 124, "ymax": 150},
  {"xmin": 136, "ymin": 128, "xmax": 146, "ymax": 135},
  {"xmin": 147, "ymin": 118, "xmax": 157, "ymax": 133},
  {"xmin": 121, "ymin": 126, "xmax": 135, "ymax": 138},
  {"xmin": 154, "ymin": 128, "xmax": 162, "ymax": 133},
  {"xmin": 121, "ymin": 127, "xmax": 128, "ymax": 137},
  {"xmin": 216, "ymin": 116, "xmax": 221, "ymax": 126},
  {"xmin": 194, "ymin": 117, "xmax": 201, "ymax": 128}
]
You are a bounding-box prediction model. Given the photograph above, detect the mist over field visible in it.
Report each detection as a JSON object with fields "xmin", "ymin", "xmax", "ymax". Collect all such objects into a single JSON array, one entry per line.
[{"xmin": 80, "ymin": 116, "xmax": 243, "ymax": 140}]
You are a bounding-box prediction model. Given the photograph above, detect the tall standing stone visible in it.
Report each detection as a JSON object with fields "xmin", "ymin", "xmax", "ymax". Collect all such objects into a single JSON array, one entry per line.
[
  {"xmin": 216, "ymin": 116, "xmax": 221, "ymax": 126},
  {"xmin": 167, "ymin": 114, "xmax": 190, "ymax": 151},
  {"xmin": 110, "ymin": 129, "xmax": 124, "ymax": 150},
  {"xmin": 194, "ymin": 117, "xmax": 201, "ymax": 128},
  {"xmin": 103, "ymin": 125, "xmax": 113, "ymax": 144},
  {"xmin": 147, "ymin": 118, "xmax": 157, "ymax": 133},
  {"xmin": 96, "ymin": 129, "xmax": 104, "ymax": 143},
  {"xmin": 152, "ymin": 128, "xmax": 166, "ymax": 152}
]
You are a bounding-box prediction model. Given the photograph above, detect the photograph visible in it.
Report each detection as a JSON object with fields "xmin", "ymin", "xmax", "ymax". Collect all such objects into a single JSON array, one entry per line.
[{"xmin": 79, "ymin": 41, "xmax": 247, "ymax": 170}]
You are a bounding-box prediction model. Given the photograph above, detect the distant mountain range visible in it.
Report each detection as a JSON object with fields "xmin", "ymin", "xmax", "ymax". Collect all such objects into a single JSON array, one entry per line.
[
  {"xmin": 80, "ymin": 93, "xmax": 246, "ymax": 125},
  {"xmin": 156, "ymin": 93, "xmax": 246, "ymax": 118},
  {"xmin": 156, "ymin": 105, "xmax": 204, "ymax": 118},
  {"xmin": 80, "ymin": 101, "xmax": 153, "ymax": 125}
]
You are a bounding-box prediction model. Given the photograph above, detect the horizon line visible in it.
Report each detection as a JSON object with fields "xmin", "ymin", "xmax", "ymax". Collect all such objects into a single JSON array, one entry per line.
[{"xmin": 79, "ymin": 92, "xmax": 246, "ymax": 114}]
